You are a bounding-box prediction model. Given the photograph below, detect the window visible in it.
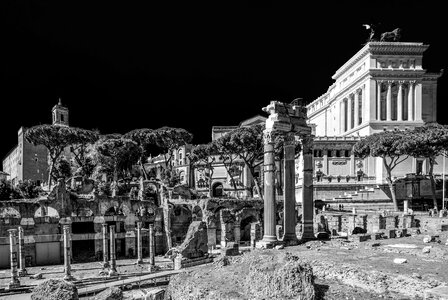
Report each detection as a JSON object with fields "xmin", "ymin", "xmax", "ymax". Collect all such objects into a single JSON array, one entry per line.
[{"xmin": 61, "ymin": 114, "xmax": 64, "ymax": 122}]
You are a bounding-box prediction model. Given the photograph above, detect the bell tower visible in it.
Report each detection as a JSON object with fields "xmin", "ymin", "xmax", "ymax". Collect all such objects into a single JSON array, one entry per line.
[{"xmin": 52, "ymin": 98, "xmax": 69, "ymax": 126}]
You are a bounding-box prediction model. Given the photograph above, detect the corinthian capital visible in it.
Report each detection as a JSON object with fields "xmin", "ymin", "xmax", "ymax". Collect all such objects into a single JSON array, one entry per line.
[
  {"xmin": 263, "ymin": 129, "xmax": 275, "ymax": 144},
  {"xmin": 283, "ymin": 132, "xmax": 296, "ymax": 146}
]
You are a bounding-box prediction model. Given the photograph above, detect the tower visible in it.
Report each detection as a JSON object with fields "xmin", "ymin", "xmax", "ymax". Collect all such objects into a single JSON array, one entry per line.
[{"xmin": 52, "ymin": 98, "xmax": 69, "ymax": 126}]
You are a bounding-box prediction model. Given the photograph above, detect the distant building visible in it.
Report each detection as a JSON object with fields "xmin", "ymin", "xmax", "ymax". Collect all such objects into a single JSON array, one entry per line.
[
  {"xmin": 0, "ymin": 171, "xmax": 8, "ymax": 182},
  {"xmin": 2, "ymin": 99, "xmax": 70, "ymax": 185}
]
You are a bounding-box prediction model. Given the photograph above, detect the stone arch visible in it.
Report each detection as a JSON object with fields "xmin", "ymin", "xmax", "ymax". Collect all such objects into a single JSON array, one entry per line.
[
  {"xmin": 171, "ymin": 204, "xmax": 193, "ymax": 245},
  {"xmin": 212, "ymin": 181, "xmax": 224, "ymax": 197},
  {"xmin": 239, "ymin": 215, "xmax": 258, "ymax": 241},
  {"xmin": 0, "ymin": 207, "xmax": 21, "ymax": 218},
  {"xmin": 34, "ymin": 206, "xmax": 60, "ymax": 218},
  {"xmin": 191, "ymin": 205, "xmax": 203, "ymax": 221}
]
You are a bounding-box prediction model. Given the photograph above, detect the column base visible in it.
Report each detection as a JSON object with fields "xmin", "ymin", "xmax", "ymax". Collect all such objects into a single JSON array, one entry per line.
[
  {"xmin": 256, "ymin": 236, "xmax": 280, "ymax": 249},
  {"xmin": 282, "ymin": 234, "xmax": 299, "ymax": 246},
  {"xmin": 108, "ymin": 269, "xmax": 118, "ymax": 277},
  {"xmin": 136, "ymin": 259, "xmax": 144, "ymax": 265},
  {"xmin": 18, "ymin": 269, "xmax": 28, "ymax": 277},
  {"xmin": 301, "ymin": 232, "xmax": 317, "ymax": 241},
  {"xmin": 7, "ymin": 281, "xmax": 20, "ymax": 290},
  {"xmin": 63, "ymin": 274, "xmax": 75, "ymax": 281},
  {"xmin": 102, "ymin": 261, "xmax": 110, "ymax": 269}
]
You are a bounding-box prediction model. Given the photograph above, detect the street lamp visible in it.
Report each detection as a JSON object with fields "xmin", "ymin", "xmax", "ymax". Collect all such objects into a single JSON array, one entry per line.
[{"xmin": 443, "ymin": 151, "xmax": 446, "ymax": 210}]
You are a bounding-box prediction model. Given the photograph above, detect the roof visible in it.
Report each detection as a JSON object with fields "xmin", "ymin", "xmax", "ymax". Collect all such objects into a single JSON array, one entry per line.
[{"xmin": 239, "ymin": 115, "xmax": 267, "ymax": 127}]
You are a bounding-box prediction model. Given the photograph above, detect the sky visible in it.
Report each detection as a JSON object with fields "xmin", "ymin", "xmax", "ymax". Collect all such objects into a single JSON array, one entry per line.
[{"xmin": 1, "ymin": 1, "xmax": 447, "ymax": 160}]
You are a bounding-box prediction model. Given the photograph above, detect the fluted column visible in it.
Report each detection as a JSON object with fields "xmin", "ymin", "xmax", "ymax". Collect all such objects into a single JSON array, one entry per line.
[
  {"xmin": 408, "ymin": 81, "xmax": 415, "ymax": 121},
  {"xmin": 63, "ymin": 225, "xmax": 74, "ymax": 281},
  {"xmin": 377, "ymin": 80, "xmax": 382, "ymax": 120},
  {"xmin": 301, "ymin": 136, "xmax": 315, "ymax": 240},
  {"xmin": 341, "ymin": 100, "xmax": 346, "ymax": 132},
  {"xmin": 261, "ymin": 129, "xmax": 277, "ymax": 244},
  {"xmin": 386, "ymin": 81, "xmax": 393, "ymax": 121},
  {"xmin": 397, "ymin": 81, "xmax": 403, "ymax": 121},
  {"xmin": 8, "ymin": 229, "xmax": 20, "ymax": 289},
  {"xmin": 347, "ymin": 95, "xmax": 353, "ymax": 130},
  {"xmin": 102, "ymin": 224, "xmax": 109, "ymax": 268},
  {"xmin": 149, "ymin": 224, "xmax": 155, "ymax": 266},
  {"xmin": 283, "ymin": 133, "xmax": 298, "ymax": 244},
  {"xmin": 109, "ymin": 225, "xmax": 117, "ymax": 275},
  {"xmin": 354, "ymin": 91, "xmax": 359, "ymax": 127},
  {"xmin": 17, "ymin": 227, "xmax": 27, "ymax": 276},
  {"xmin": 136, "ymin": 222, "xmax": 143, "ymax": 264}
]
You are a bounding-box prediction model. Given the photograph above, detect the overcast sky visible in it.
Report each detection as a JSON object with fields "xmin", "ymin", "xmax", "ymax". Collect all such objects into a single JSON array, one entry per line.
[{"xmin": 1, "ymin": 1, "xmax": 447, "ymax": 159}]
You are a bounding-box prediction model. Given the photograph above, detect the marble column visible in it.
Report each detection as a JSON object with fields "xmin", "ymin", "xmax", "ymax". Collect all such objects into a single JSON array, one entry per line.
[
  {"xmin": 397, "ymin": 81, "xmax": 403, "ymax": 121},
  {"xmin": 234, "ymin": 224, "xmax": 241, "ymax": 244},
  {"xmin": 386, "ymin": 81, "xmax": 392, "ymax": 121},
  {"xmin": 261, "ymin": 129, "xmax": 277, "ymax": 244},
  {"xmin": 149, "ymin": 224, "xmax": 155, "ymax": 266},
  {"xmin": 354, "ymin": 91, "xmax": 359, "ymax": 127},
  {"xmin": 283, "ymin": 133, "xmax": 298, "ymax": 244},
  {"xmin": 377, "ymin": 81, "xmax": 382, "ymax": 120},
  {"xmin": 8, "ymin": 229, "xmax": 20, "ymax": 289},
  {"xmin": 136, "ymin": 222, "xmax": 143, "ymax": 264},
  {"xmin": 63, "ymin": 225, "xmax": 74, "ymax": 281},
  {"xmin": 17, "ymin": 227, "xmax": 27, "ymax": 276},
  {"xmin": 102, "ymin": 224, "xmax": 109, "ymax": 268},
  {"xmin": 109, "ymin": 225, "xmax": 117, "ymax": 275},
  {"xmin": 408, "ymin": 81, "xmax": 415, "ymax": 121},
  {"xmin": 342, "ymin": 100, "xmax": 347, "ymax": 132},
  {"xmin": 301, "ymin": 136, "xmax": 315, "ymax": 240},
  {"xmin": 323, "ymin": 150, "xmax": 329, "ymax": 175},
  {"xmin": 347, "ymin": 95, "xmax": 353, "ymax": 130}
]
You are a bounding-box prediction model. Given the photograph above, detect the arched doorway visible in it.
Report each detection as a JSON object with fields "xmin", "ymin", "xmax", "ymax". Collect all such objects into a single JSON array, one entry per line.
[
  {"xmin": 240, "ymin": 216, "xmax": 257, "ymax": 241},
  {"xmin": 212, "ymin": 182, "xmax": 223, "ymax": 197}
]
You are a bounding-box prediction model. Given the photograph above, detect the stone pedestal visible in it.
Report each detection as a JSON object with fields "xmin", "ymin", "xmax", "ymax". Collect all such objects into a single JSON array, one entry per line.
[
  {"xmin": 250, "ymin": 222, "xmax": 260, "ymax": 249},
  {"xmin": 63, "ymin": 226, "xmax": 74, "ymax": 281},
  {"xmin": 149, "ymin": 224, "xmax": 155, "ymax": 266},
  {"xmin": 260, "ymin": 130, "xmax": 277, "ymax": 246},
  {"xmin": 102, "ymin": 224, "xmax": 109, "ymax": 268},
  {"xmin": 207, "ymin": 227, "xmax": 217, "ymax": 250},
  {"xmin": 301, "ymin": 137, "xmax": 315, "ymax": 240},
  {"xmin": 136, "ymin": 222, "xmax": 143, "ymax": 264},
  {"xmin": 17, "ymin": 227, "xmax": 27, "ymax": 276},
  {"xmin": 283, "ymin": 133, "xmax": 298, "ymax": 244},
  {"xmin": 8, "ymin": 229, "xmax": 20, "ymax": 289},
  {"xmin": 109, "ymin": 225, "xmax": 118, "ymax": 276}
]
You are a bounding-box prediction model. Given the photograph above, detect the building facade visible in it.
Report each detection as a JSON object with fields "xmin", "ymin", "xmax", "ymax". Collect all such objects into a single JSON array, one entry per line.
[
  {"xmin": 304, "ymin": 41, "xmax": 444, "ymax": 184},
  {"xmin": 2, "ymin": 100, "xmax": 70, "ymax": 185}
]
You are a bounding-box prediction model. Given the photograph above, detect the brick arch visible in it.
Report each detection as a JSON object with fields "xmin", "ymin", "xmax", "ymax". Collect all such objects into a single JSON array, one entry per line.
[
  {"xmin": 0, "ymin": 207, "xmax": 21, "ymax": 218},
  {"xmin": 34, "ymin": 206, "xmax": 60, "ymax": 218}
]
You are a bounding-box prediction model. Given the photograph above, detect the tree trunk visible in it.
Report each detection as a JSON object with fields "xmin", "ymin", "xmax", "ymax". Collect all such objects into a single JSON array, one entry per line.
[
  {"xmin": 248, "ymin": 166, "xmax": 263, "ymax": 200},
  {"xmin": 139, "ymin": 159, "xmax": 148, "ymax": 180},
  {"xmin": 428, "ymin": 158, "xmax": 438, "ymax": 211},
  {"xmin": 383, "ymin": 158, "xmax": 399, "ymax": 211},
  {"xmin": 48, "ymin": 159, "xmax": 55, "ymax": 192},
  {"xmin": 208, "ymin": 168, "xmax": 214, "ymax": 198}
]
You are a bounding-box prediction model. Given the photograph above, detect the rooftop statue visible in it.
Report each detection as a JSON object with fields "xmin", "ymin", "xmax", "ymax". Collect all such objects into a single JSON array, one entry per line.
[
  {"xmin": 380, "ymin": 28, "xmax": 401, "ymax": 42},
  {"xmin": 362, "ymin": 24, "xmax": 377, "ymax": 42}
]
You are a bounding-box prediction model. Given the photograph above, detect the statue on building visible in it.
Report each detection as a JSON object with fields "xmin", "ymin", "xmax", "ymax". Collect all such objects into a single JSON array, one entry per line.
[
  {"xmin": 380, "ymin": 28, "xmax": 401, "ymax": 42},
  {"xmin": 362, "ymin": 24, "xmax": 377, "ymax": 42}
]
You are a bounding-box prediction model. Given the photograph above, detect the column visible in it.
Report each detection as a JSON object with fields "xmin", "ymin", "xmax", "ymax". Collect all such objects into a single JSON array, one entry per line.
[
  {"xmin": 220, "ymin": 219, "xmax": 227, "ymax": 247},
  {"xmin": 397, "ymin": 81, "xmax": 403, "ymax": 121},
  {"xmin": 377, "ymin": 81, "xmax": 382, "ymax": 120},
  {"xmin": 323, "ymin": 150, "xmax": 329, "ymax": 175},
  {"xmin": 301, "ymin": 136, "xmax": 315, "ymax": 240},
  {"xmin": 347, "ymin": 95, "xmax": 353, "ymax": 130},
  {"xmin": 415, "ymin": 82, "xmax": 423, "ymax": 121},
  {"xmin": 234, "ymin": 224, "xmax": 241, "ymax": 244},
  {"xmin": 136, "ymin": 222, "xmax": 143, "ymax": 264},
  {"xmin": 109, "ymin": 225, "xmax": 117, "ymax": 275},
  {"xmin": 149, "ymin": 224, "xmax": 155, "ymax": 266},
  {"xmin": 283, "ymin": 133, "xmax": 298, "ymax": 244},
  {"xmin": 350, "ymin": 150, "xmax": 355, "ymax": 176},
  {"xmin": 261, "ymin": 129, "xmax": 277, "ymax": 244},
  {"xmin": 8, "ymin": 229, "xmax": 20, "ymax": 289},
  {"xmin": 386, "ymin": 81, "xmax": 392, "ymax": 121},
  {"xmin": 354, "ymin": 91, "xmax": 359, "ymax": 127},
  {"xmin": 340, "ymin": 100, "xmax": 346, "ymax": 133},
  {"xmin": 102, "ymin": 224, "xmax": 109, "ymax": 268},
  {"xmin": 408, "ymin": 81, "xmax": 414, "ymax": 121},
  {"xmin": 17, "ymin": 227, "xmax": 27, "ymax": 276},
  {"xmin": 63, "ymin": 226, "xmax": 74, "ymax": 281}
]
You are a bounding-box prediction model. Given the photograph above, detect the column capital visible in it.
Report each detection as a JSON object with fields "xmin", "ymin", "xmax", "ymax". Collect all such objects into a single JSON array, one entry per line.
[
  {"xmin": 408, "ymin": 80, "xmax": 417, "ymax": 86},
  {"xmin": 136, "ymin": 221, "xmax": 142, "ymax": 229},
  {"xmin": 283, "ymin": 132, "xmax": 296, "ymax": 146},
  {"xmin": 387, "ymin": 80, "xmax": 394, "ymax": 86},
  {"xmin": 8, "ymin": 228, "xmax": 18, "ymax": 235},
  {"xmin": 102, "ymin": 223, "xmax": 108, "ymax": 228},
  {"xmin": 263, "ymin": 129, "xmax": 276, "ymax": 144},
  {"xmin": 398, "ymin": 80, "xmax": 405, "ymax": 86}
]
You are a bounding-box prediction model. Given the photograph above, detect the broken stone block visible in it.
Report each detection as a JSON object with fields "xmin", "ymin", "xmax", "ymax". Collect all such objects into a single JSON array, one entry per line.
[
  {"xmin": 221, "ymin": 242, "xmax": 239, "ymax": 256},
  {"xmin": 93, "ymin": 286, "xmax": 123, "ymax": 300},
  {"xmin": 423, "ymin": 235, "xmax": 435, "ymax": 243},
  {"xmin": 177, "ymin": 221, "xmax": 208, "ymax": 259},
  {"xmin": 30, "ymin": 273, "xmax": 43, "ymax": 280},
  {"xmin": 393, "ymin": 258, "xmax": 407, "ymax": 264},
  {"xmin": 316, "ymin": 231, "xmax": 330, "ymax": 240},
  {"xmin": 372, "ymin": 232, "xmax": 384, "ymax": 240},
  {"xmin": 275, "ymin": 244, "xmax": 285, "ymax": 250},
  {"xmin": 422, "ymin": 246, "xmax": 431, "ymax": 254},
  {"xmin": 31, "ymin": 279, "xmax": 78, "ymax": 300}
]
